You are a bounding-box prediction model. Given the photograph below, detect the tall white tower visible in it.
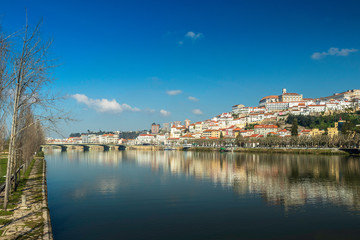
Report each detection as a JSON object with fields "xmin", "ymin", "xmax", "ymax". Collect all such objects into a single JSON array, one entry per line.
[{"xmin": 282, "ymin": 88, "xmax": 287, "ymax": 94}]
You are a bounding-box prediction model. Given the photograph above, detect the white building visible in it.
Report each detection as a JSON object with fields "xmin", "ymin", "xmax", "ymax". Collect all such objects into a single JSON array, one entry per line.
[
  {"xmin": 136, "ymin": 134, "xmax": 156, "ymax": 145},
  {"xmin": 308, "ymin": 105, "xmax": 326, "ymax": 113}
]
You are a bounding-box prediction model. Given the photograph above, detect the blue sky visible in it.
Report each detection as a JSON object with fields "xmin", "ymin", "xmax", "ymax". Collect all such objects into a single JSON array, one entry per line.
[{"xmin": 1, "ymin": 0, "xmax": 360, "ymax": 136}]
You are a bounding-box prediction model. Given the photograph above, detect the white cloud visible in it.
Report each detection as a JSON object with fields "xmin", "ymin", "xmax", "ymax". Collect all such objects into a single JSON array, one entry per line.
[
  {"xmin": 144, "ymin": 108, "xmax": 156, "ymax": 114},
  {"xmin": 311, "ymin": 47, "xmax": 358, "ymax": 60},
  {"xmin": 185, "ymin": 31, "xmax": 203, "ymax": 40},
  {"xmin": 71, "ymin": 94, "xmax": 140, "ymax": 114},
  {"xmin": 188, "ymin": 96, "xmax": 199, "ymax": 102},
  {"xmin": 192, "ymin": 109, "xmax": 203, "ymax": 115},
  {"xmin": 166, "ymin": 90, "xmax": 182, "ymax": 96},
  {"xmin": 160, "ymin": 109, "xmax": 171, "ymax": 117}
]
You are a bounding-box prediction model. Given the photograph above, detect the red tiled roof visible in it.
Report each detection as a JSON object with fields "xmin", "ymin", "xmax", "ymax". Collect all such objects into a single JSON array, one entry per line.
[
  {"xmin": 249, "ymin": 134, "xmax": 264, "ymax": 138},
  {"xmin": 254, "ymin": 124, "xmax": 278, "ymax": 129},
  {"xmin": 139, "ymin": 134, "xmax": 155, "ymax": 137},
  {"xmin": 180, "ymin": 134, "xmax": 194, "ymax": 138},
  {"xmin": 261, "ymin": 95, "xmax": 279, "ymax": 101},
  {"xmin": 283, "ymin": 93, "xmax": 300, "ymax": 96}
]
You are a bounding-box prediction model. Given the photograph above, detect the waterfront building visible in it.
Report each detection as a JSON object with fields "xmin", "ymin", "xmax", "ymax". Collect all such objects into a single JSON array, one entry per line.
[
  {"xmin": 310, "ymin": 128, "xmax": 325, "ymax": 136},
  {"xmin": 202, "ymin": 129, "xmax": 213, "ymax": 138},
  {"xmin": 240, "ymin": 129, "xmax": 255, "ymax": 137},
  {"xmin": 81, "ymin": 134, "xmax": 89, "ymax": 143},
  {"xmin": 170, "ymin": 125, "xmax": 186, "ymax": 138},
  {"xmin": 136, "ymin": 134, "xmax": 155, "ymax": 145},
  {"xmin": 300, "ymin": 129, "xmax": 311, "ymax": 136},
  {"xmin": 328, "ymin": 122, "xmax": 339, "ymax": 137},
  {"xmin": 254, "ymin": 125, "xmax": 278, "ymax": 136},
  {"xmin": 195, "ymin": 122, "xmax": 203, "ymax": 133},
  {"xmin": 277, "ymin": 129, "xmax": 291, "ymax": 137}
]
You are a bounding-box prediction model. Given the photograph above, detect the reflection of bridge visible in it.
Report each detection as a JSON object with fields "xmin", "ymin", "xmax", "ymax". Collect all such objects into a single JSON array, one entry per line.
[{"xmin": 42, "ymin": 143, "xmax": 126, "ymax": 152}]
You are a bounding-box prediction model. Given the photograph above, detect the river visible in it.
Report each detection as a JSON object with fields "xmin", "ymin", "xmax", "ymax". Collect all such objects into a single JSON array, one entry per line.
[{"xmin": 45, "ymin": 150, "xmax": 360, "ymax": 239}]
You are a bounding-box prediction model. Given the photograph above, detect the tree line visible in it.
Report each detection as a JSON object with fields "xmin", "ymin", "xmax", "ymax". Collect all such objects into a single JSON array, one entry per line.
[
  {"xmin": 0, "ymin": 18, "xmax": 66, "ymax": 210},
  {"xmin": 286, "ymin": 113, "xmax": 360, "ymax": 133},
  {"xmin": 235, "ymin": 134, "xmax": 360, "ymax": 149}
]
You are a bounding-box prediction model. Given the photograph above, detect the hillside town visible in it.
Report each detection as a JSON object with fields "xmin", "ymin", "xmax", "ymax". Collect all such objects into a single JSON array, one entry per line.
[{"xmin": 48, "ymin": 89, "xmax": 360, "ymax": 146}]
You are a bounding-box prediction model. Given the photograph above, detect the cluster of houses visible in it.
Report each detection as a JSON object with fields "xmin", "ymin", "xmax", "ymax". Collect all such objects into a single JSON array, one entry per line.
[{"xmin": 47, "ymin": 89, "xmax": 359, "ymax": 146}]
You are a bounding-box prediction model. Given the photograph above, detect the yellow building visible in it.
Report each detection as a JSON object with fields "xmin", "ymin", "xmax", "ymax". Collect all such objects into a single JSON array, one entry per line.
[
  {"xmin": 327, "ymin": 122, "xmax": 339, "ymax": 137},
  {"xmin": 211, "ymin": 130, "xmax": 221, "ymax": 138},
  {"xmin": 310, "ymin": 128, "xmax": 325, "ymax": 136}
]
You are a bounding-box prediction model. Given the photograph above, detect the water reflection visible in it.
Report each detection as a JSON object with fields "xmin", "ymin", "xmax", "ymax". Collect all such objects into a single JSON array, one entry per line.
[{"xmin": 45, "ymin": 149, "xmax": 360, "ymax": 211}]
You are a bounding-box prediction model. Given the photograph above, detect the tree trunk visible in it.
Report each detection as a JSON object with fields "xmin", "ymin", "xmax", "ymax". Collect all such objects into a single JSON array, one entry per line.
[{"xmin": 3, "ymin": 108, "xmax": 19, "ymax": 210}]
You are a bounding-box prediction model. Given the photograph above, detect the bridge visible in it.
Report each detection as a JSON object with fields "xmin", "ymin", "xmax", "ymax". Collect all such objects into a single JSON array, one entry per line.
[{"xmin": 42, "ymin": 143, "xmax": 126, "ymax": 152}]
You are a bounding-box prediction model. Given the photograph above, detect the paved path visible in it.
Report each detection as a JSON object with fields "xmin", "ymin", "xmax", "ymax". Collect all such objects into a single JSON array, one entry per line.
[{"xmin": 0, "ymin": 158, "xmax": 51, "ymax": 239}]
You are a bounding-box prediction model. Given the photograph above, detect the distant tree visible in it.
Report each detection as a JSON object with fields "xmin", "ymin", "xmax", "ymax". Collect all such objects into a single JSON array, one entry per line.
[
  {"xmin": 291, "ymin": 119, "xmax": 298, "ymax": 136},
  {"xmin": 70, "ymin": 133, "xmax": 81, "ymax": 137},
  {"xmin": 220, "ymin": 132, "xmax": 224, "ymax": 138},
  {"xmin": 341, "ymin": 122, "xmax": 354, "ymax": 135}
]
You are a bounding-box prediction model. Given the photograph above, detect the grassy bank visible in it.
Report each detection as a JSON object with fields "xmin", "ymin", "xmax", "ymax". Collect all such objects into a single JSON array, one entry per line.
[{"xmin": 0, "ymin": 157, "xmax": 7, "ymax": 185}]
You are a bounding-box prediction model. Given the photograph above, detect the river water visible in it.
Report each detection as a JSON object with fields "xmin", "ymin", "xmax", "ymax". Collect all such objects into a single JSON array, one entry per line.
[{"xmin": 45, "ymin": 150, "xmax": 360, "ymax": 239}]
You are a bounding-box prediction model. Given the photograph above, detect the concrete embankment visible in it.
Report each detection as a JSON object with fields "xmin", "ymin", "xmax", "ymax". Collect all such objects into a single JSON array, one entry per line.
[{"xmin": 0, "ymin": 157, "xmax": 53, "ymax": 239}]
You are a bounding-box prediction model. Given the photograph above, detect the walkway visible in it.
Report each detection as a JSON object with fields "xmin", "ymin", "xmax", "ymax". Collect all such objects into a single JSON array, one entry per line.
[{"xmin": 0, "ymin": 157, "xmax": 52, "ymax": 239}]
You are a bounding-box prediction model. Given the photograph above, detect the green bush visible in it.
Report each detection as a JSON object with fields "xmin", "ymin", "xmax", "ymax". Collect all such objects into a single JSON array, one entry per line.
[{"xmin": 35, "ymin": 151, "xmax": 44, "ymax": 157}]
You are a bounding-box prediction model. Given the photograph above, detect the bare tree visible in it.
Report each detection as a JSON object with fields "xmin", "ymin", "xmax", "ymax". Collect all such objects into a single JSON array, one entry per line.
[
  {"xmin": 2, "ymin": 18, "xmax": 68, "ymax": 210},
  {"xmin": 0, "ymin": 27, "xmax": 11, "ymax": 151}
]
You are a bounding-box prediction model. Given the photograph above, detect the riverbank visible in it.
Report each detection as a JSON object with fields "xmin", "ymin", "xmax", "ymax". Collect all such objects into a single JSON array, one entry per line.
[{"xmin": 0, "ymin": 157, "xmax": 53, "ymax": 239}]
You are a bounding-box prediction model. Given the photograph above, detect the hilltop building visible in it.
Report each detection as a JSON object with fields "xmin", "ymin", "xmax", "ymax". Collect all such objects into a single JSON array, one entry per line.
[
  {"xmin": 162, "ymin": 123, "xmax": 170, "ymax": 132},
  {"xmin": 319, "ymin": 89, "xmax": 360, "ymax": 101},
  {"xmin": 185, "ymin": 119, "xmax": 191, "ymax": 128},
  {"xmin": 151, "ymin": 123, "xmax": 160, "ymax": 134},
  {"xmin": 259, "ymin": 88, "xmax": 303, "ymax": 107}
]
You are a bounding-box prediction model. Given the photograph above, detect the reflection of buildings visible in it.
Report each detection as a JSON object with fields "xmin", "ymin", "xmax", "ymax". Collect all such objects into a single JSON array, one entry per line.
[
  {"xmin": 46, "ymin": 149, "xmax": 360, "ymax": 211},
  {"xmin": 124, "ymin": 151, "xmax": 360, "ymax": 211}
]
